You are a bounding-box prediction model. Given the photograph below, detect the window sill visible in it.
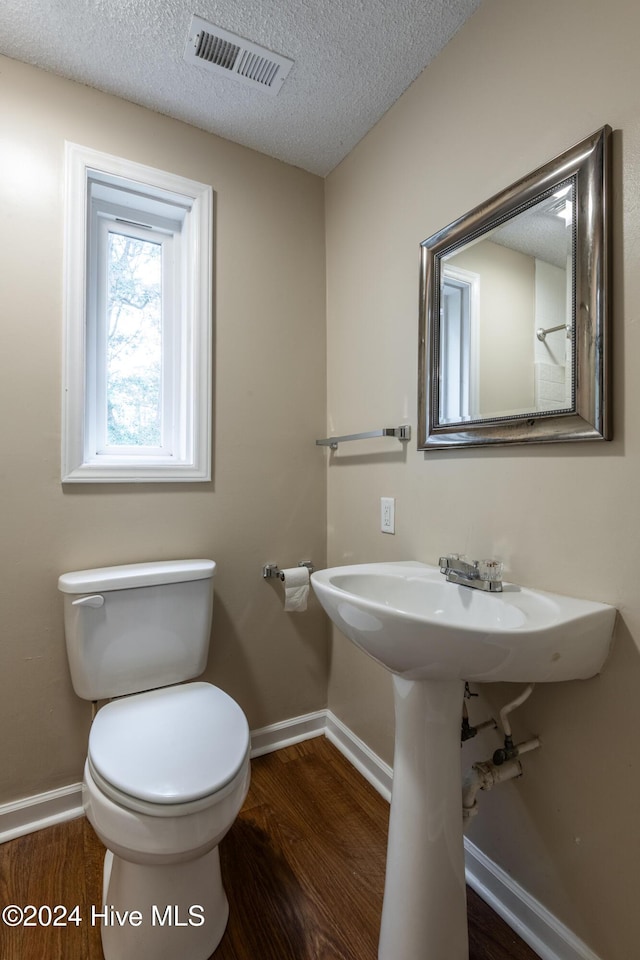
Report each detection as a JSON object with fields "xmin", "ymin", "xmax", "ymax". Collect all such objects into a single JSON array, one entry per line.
[{"xmin": 62, "ymin": 461, "xmax": 211, "ymax": 483}]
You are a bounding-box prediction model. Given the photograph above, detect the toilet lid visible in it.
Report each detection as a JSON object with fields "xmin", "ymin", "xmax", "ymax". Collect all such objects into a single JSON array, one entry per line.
[{"xmin": 88, "ymin": 682, "xmax": 250, "ymax": 804}]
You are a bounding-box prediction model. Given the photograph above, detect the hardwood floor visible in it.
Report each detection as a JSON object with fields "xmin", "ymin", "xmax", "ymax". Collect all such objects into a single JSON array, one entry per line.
[{"xmin": 0, "ymin": 737, "xmax": 539, "ymax": 960}]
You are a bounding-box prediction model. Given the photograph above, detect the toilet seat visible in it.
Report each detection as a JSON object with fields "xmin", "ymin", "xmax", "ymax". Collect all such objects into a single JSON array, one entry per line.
[
  {"xmin": 86, "ymin": 752, "xmax": 250, "ymax": 818},
  {"xmin": 88, "ymin": 682, "xmax": 250, "ymax": 810}
]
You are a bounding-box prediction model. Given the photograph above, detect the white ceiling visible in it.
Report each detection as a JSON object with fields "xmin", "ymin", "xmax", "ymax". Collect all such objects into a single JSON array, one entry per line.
[{"xmin": 0, "ymin": 0, "xmax": 481, "ymax": 176}]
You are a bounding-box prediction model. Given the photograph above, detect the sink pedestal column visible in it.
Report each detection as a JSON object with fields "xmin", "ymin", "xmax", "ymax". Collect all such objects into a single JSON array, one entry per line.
[{"xmin": 378, "ymin": 677, "xmax": 468, "ymax": 960}]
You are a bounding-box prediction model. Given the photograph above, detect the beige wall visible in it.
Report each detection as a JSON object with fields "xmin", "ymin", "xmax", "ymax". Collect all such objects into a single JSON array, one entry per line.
[
  {"xmin": 325, "ymin": 0, "xmax": 640, "ymax": 957},
  {"xmin": 0, "ymin": 57, "xmax": 328, "ymax": 803}
]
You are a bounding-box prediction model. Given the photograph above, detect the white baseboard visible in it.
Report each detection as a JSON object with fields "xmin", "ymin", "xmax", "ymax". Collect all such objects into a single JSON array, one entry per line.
[
  {"xmin": 0, "ymin": 708, "xmax": 603, "ymax": 960},
  {"xmin": 249, "ymin": 708, "xmax": 394, "ymax": 799},
  {"xmin": 325, "ymin": 710, "xmax": 393, "ymax": 802},
  {"xmin": 464, "ymin": 839, "xmax": 603, "ymax": 960},
  {"xmin": 0, "ymin": 782, "xmax": 84, "ymax": 844},
  {"xmin": 249, "ymin": 709, "xmax": 326, "ymax": 757}
]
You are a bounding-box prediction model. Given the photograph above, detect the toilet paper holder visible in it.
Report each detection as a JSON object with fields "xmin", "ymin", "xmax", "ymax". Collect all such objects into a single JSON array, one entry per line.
[{"xmin": 263, "ymin": 561, "xmax": 314, "ymax": 580}]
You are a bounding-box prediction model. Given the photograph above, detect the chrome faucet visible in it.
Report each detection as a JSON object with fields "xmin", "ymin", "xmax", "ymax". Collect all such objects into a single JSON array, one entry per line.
[{"xmin": 439, "ymin": 555, "xmax": 503, "ymax": 593}]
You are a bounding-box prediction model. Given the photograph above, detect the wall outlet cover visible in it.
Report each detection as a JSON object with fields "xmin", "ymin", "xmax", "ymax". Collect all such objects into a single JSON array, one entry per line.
[{"xmin": 381, "ymin": 497, "xmax": 395, "ymax": 534}]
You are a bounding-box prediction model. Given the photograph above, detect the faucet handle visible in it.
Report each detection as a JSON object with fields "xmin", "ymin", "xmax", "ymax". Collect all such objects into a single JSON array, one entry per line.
[{"xmin": 477, "ymin": 559, "xmax": 504, "ymax": 582}]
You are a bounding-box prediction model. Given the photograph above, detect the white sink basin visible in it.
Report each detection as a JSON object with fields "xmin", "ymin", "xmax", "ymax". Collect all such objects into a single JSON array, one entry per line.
[
  {"xmin": 311, "ymin": 561, "xmax": 616, "ymax": 960},
  {"xmin": 311, "ymin": 561, "xmax": 615, "ymax": 683}
]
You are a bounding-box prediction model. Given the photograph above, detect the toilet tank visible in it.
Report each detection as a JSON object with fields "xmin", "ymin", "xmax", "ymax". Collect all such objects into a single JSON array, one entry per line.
[{"xmin": 58, "ymin": 559, "xmax": 216, "ymax": 701}]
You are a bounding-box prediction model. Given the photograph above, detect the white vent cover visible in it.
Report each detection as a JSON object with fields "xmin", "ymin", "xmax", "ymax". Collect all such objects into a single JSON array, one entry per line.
[{"xmin": 184, "ymin": 16, "xmax": 293, "ymax": 95}]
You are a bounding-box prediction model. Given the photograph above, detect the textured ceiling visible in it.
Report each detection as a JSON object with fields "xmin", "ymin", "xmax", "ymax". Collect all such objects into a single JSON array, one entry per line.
[{"xmin": 0, "ymin": 0, "xmax": 481, "ymax": 175}]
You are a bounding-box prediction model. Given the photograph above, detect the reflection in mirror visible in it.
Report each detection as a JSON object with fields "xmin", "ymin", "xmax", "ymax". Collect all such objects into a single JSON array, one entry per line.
[
  {"xmin": 418, "ymin": 127, "xmax": 610, "ymax": 449},
  {"xmin": 439, "ymin": 183, "xmax": 574, "ymax": 423}
]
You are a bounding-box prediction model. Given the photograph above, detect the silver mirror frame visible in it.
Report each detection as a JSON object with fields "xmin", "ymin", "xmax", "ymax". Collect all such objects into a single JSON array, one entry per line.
[{"xmin": 418, "ymin": 126, "xmax": 611, "ymax": 450}]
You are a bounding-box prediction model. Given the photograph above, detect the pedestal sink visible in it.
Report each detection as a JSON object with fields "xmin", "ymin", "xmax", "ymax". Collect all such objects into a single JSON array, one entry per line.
[{"xmin": 310, "ymin": 561, "xmax": 616, "ymax": 960}]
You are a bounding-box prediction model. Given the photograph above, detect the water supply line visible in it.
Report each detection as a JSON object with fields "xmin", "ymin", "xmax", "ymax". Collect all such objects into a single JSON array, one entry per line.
[
  {"xmin": 462, "ymin": 683, "xmax": 541, "ymax": 831},
  {"xmin": 493, "ymin": 683, "xmax": 540, "ymax": 765},
  {"xmin": 500, "ymin": 682, "xmax": 534, "ymax": 736}
]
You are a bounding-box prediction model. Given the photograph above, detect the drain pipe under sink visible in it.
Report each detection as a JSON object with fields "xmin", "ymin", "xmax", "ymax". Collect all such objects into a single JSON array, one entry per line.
[{"xmin": 462, "ymin": 684, "xmax": 541, "ymax": 831}]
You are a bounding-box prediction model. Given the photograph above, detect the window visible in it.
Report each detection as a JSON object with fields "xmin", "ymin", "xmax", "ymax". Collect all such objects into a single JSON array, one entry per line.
[{"xmin": 63, "ymin": 143, "xmax": 213, "ymax": 482}]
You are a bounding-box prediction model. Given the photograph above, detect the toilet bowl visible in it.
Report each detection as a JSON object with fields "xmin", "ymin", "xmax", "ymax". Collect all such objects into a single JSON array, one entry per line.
[
  {"xmin": 58, "ymin": 560, "xmax": 250, "ymax": 960},
  {"xmin": 83, "ymin": 683, "xmax": 250, "ymax": 960}
]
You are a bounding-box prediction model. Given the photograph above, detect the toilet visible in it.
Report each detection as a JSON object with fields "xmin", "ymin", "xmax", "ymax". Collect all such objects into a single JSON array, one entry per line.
[{"xmin": 58, "ymin": 559, "xmax": 250, "ymax": 960}]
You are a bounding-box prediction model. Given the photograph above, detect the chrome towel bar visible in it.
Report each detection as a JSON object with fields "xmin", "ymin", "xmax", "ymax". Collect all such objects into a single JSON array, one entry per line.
[
  {"xmin": 316, "ymin": 425, "xmax": 411, "ymax": 450},
  {"xmin": 536, "ymin": 323, "xmax": 572, "ymax": 342}
]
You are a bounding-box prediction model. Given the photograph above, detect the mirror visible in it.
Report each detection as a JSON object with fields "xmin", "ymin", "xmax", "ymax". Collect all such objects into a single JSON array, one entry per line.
[{"xmin": 418, "ymin": 126, "xmax": 611, "ymax": 449}]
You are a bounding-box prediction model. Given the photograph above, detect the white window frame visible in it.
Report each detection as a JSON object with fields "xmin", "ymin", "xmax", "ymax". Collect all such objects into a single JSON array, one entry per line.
[
  {"xmin": 441, "ymin": 264, "xmax": 480, "ymax": 421},
  {"xmin": 91, "ymin": 214, "xmax": 178, "ymax": 459},
  {"xmin": 62, "ymin": 143, "xmax": 213, "ymax": 482}
]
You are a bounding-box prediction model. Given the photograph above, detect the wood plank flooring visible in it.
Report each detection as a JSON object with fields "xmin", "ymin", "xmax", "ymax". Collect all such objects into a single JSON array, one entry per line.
[{"xmin": 0, "ymin": 736, "xmax": 539, "ymax": 960}]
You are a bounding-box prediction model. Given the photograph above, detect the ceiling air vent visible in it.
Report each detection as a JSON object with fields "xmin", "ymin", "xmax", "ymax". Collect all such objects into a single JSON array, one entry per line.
[{"xmin": 184, "ymin": 16, "xmax": 293, "ymax": 95}]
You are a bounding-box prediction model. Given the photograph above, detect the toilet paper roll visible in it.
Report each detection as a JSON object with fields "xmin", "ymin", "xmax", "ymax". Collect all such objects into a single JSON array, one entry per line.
[{"xmin": 279, "ymin": 566, "xmax": 310, "ymax": 612}]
